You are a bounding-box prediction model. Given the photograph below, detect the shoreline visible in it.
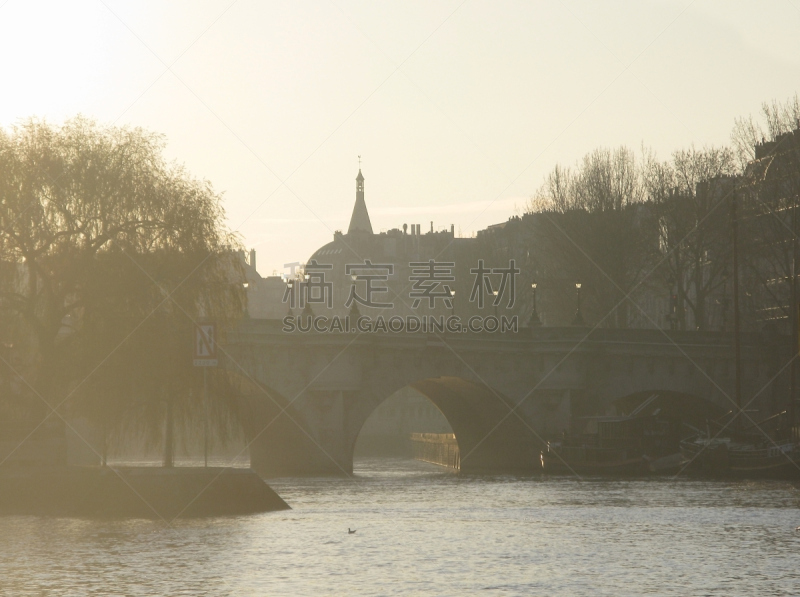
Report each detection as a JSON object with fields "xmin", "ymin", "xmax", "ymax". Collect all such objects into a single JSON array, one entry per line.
[{"xmin": 0, "ymin": 465, "xmax": 290, "ymax": 519}]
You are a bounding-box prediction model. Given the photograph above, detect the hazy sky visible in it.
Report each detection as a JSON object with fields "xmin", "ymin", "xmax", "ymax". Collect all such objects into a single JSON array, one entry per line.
[{"xmin": 1, "ymin": 1, "xmax": 799, "ymax": 275}]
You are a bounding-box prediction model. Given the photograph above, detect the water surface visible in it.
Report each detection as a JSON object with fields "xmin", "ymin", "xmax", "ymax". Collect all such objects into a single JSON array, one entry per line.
[{"xmin": 1, "ymin": 458, "xmax": 799, "ymax": 596}]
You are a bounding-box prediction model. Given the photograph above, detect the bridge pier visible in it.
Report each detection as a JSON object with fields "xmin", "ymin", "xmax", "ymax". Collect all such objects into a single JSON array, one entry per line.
[
  {"xmin": 248, "ymin": 389, "xmax": 354, "ymax": 478},
  {"xmin": 411, "ymin": 378, "xmax": 543, "ymax": 473}
]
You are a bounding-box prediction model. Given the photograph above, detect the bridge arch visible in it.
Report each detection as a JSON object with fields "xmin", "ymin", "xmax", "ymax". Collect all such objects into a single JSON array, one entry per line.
[
  {"xmin": 348, "ymin": 376, "xmax": 542, "ymax": 474},
  {"xmin": 352, "ymin": 386, "xmax": 453, "ymax": 459}
]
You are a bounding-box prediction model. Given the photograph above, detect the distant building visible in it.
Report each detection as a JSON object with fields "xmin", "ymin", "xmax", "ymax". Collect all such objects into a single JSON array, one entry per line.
[
  {"xmin": 742, "ymin": 128, "xmax": 800, "ymax": 334},
  {"xmin": 304, "ymin": 168, "xmax": 476, "ymax": 320},
  {"xmin": 237, "ymin": 249, "xmax": 291, "ymax": 320},
  {"xmin": 242, "ymin": 169, "xmax": 517, "ymax": 322},
  {"xmin": 241, "ymin": 130, "xmax": 800, "ymax": 331}
]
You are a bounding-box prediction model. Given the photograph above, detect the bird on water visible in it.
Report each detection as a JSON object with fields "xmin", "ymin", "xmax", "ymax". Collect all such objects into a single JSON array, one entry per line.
[{"xmin": 348, "ymin": 528, "xmax": 356, "ymax": 534}]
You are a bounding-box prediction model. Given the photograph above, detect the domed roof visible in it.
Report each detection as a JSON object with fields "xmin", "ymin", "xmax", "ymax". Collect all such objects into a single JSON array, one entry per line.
[
  {"xmin": 308, "ymin": 240, "xmax": 344, "ymax": 264},
  {"xmin": 307, "ymin": 237, "xmax": 364, "ymax": 269}
]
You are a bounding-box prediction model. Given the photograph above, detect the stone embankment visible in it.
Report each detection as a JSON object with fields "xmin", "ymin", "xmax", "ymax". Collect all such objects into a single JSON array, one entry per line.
[{"xmin": 410, "ymin": 433, "xmax": 460, "ymax": 470}]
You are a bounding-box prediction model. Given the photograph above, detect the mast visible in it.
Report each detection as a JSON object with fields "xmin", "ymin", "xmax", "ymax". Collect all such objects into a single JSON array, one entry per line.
[{"xmin": 731, "ymin": 184, "xmax": 743, "ymax": 431}]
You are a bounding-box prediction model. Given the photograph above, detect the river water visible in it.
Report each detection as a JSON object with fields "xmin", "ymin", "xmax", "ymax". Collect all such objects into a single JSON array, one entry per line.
[{"xmin": 1, "ymin": 458, "xmax": 799, "ymax": 596}]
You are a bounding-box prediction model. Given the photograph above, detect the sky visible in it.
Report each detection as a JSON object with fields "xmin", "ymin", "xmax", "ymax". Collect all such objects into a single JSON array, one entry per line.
[{"xmin": 1, "ymin": 0, "xmax": 799, "ymax": 276}]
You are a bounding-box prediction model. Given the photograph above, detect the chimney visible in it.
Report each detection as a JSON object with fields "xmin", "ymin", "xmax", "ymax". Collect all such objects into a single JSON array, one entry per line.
[
  {"xmin": 451, "ymin": 224, "xmax": 454, "ymax": 236},
  {"xmin": 249, "ymin": 249, "xmax": 256, "ymax": 272}
]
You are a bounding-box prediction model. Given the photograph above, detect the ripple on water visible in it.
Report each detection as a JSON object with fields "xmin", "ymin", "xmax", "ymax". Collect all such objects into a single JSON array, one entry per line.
[{"xmin": 1, "ymin": 458, "xmax": 800, "ymax": 596}]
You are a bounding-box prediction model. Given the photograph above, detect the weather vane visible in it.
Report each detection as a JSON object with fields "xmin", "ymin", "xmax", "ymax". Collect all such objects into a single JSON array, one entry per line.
[{"xmin": 358, "ymin": 155, "xmax": 361, "ymax": 168}]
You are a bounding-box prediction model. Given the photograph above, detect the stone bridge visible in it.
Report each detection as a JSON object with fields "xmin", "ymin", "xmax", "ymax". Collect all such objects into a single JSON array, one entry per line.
[{"xmin": 222, "ymin": 320, "xmax": 791, "ymax": 477}]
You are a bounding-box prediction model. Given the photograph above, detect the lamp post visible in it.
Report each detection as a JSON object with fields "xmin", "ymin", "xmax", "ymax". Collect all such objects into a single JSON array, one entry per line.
[
  {"xmin": 572, "ymin": 282, "xmax": 585, "ymax": 326},
  {"xmin": 300, "ymin": 273, "xmax": 314, "ymax": 318},
  {"xmin": 349, "ymin": 274, "xmax": 360, "ymax": 321},
  {"xmin": 203, "ymin": 368, "xmax": 208, "ymax": 467},
  {"xmin": 666, "ymin": 275, "xmax": 676, "ymax": 331},
  {"xmin": 286, "ymin": 280, "xmax": 294, "ymax": 317},
  {"xmin": 241, "ymin": 281, "xmax": 250, "ymax": 319},
  {"xmin": 719, "ymin": 266, "xmax": 730, "ymax": 331},
  {"xmin": 492, "ymin": 289, "xmax": 499, "ymax": 319},
  {"xmin": 449, "ymin": 289, "xmax": 456, "ymax": 318},
  {"xmin": 528, "ymin": 281, "xmax": 541, "ymax": 327}
]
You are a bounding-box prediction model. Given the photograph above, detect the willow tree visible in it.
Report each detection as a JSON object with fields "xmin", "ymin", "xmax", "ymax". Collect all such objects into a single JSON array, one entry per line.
[{"xmin": 0, "ymin": 118, "xmax": 246, "ymax": 466}]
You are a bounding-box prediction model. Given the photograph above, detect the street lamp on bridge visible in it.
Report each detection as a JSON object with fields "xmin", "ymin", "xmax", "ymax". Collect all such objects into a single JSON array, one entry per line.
[
  {"xmin": 286, "ymin": 280, "xmax": 294, "ymax": 317},
  {"xmin": 349, "ymin": 273, "xmax": 361, "ymax": 320},
  {"xmin": 301, "ymin": 273, "xmax": 313, "ymax": 318},
  {"xmin": 528, "ymin": 281, "xmax": 541, "ymax": 327},
  {"xmin": 572, "ymin": 282, "xmax": 585, "ymax": 326}
]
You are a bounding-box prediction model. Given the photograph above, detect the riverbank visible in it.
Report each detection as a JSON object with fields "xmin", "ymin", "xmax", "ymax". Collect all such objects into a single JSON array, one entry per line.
[{"xmin": 0, "ymin": 466, "xmax": 289, "ymax": 518}]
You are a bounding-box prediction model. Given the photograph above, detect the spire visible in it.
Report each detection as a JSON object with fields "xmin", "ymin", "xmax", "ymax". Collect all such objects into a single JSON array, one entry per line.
[{"xmin": 348, "ymin": 168, "xmax": 373, "ymax": 234}]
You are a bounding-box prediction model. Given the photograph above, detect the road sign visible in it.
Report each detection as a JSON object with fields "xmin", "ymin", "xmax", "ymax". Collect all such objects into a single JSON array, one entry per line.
[{"xmin": 194, "ymin": 323, "xmax": 218, "ymax": 367}]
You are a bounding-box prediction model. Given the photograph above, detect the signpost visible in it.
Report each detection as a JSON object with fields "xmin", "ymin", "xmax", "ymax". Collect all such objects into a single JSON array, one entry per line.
[
  {"xmin": 193, "ymin": 323, "xmax": 218, "ymax": 367},
  {"xmin": 194, "ymin": 323, "xmax": 217, "ymax": 467}
]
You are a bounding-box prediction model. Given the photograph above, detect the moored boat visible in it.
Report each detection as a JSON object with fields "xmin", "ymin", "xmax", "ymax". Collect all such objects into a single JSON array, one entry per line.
[
  {"xmin": 679, "ymin": 413, "xmax": 800, "ymax": 478},
  {"xmin": 541, "ymin": 442, "xmax": 649, "ymax": 475},
  {"xmin": 680, "ymin": 436, "xmax": 799, "ymax": 478},
  {"xmin": 541, "ymin": 404, "xmax": 682, "ymax": 476},
  {"xmin": 678, "ymin": 185, "xmax": 800, "ymax": 479}
]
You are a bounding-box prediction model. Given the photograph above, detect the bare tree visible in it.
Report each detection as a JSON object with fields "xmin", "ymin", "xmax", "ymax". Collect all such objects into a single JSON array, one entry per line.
[
  {"xmin": 528, "ymin": 147, "xmax": 657, "ymax": 328},
  {"xmin": 644, "ymin": 146, "xmax": 736, "ymax": 331},
  {"xmin": 737, "ymin": 111, "xmax": 800, "ymax": 332},
  {"xmin": 732, "ymin": 94, "xmax": 800, "ymax": 171}
]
